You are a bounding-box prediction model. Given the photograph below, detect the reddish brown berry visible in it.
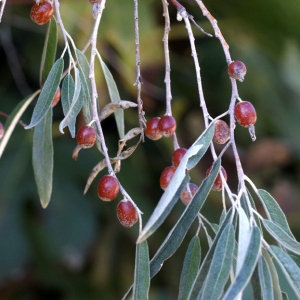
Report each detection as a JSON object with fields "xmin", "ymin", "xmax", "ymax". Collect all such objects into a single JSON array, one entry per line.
[
  {"xmin": 234, "ymin": 101, "xmax": 257, "ymax": 128},
  {"xmin": 0, "ymin": 122, "xmax": 4, "ymax": 141},
  {"xmin": 89, "ymin": 0, "xmax": 101, "ymax": 3},
  {"xmin": 160, "ymin": 166, "xmax": 176, "ymax": 190},
  {"xmin": 180, "ymin": 183, "xmax": 198, "ymax": 205},
  {"xmin": 228, "ymin": 61, "xmax": 247, "ymax": 82},
  {"xmin": 213, "ymin": 120, "xmax": 230, "ymax": 144},
  {"xmin": 172, "ymin": 148, "xmax": 187, "ymax": 168},
  {"xmin": 205, "ymin": 166, "xmax": 227, "ymax": 192},
  {"xmin": 145, "ymin": 117, "xmax": 162, "ymax": 140},
  {"xmin": 117, "ymin": 200, "xmax": 139, "ymax": 228},
  {"xmin": 97, "ymin": 175, "xmax": 120, "ymax": 201},
  {"xmin": 76, "ymin": 125, "xmax": 97, "ymax": 149},
  {"xmin": 158, "ymin": 115, "xmax": 177, "ymax": 137},
  {"xmin": 30, "ymin": 0, "xmax": 54, "ymax": 25},
  {"xmin": 51, "ymin": 87, "xmax": 61, "ymax": 107}
]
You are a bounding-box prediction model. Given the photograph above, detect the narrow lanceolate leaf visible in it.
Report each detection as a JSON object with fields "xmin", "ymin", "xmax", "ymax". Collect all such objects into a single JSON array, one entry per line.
[
  {"xmin": 262, "ymin": 249, "xmax": 282, "ymax": 300},
  {"xmin": 99, "ymin": 56, "xmax": 124, "ymax": 139},
  {"xmin": 178, "ymin": 236, "xmax": 201, "ymax": 300},
  {"xmin": 201, "ymin": 224, "xmax": 235, "ymax": 300},
  {"xmin": 258, "ymin": 189, "xmax": 295, "ymax": 239},
  {"xmin": 132, "ymin": 241, "xmax": 150, "ymax": 300},
  {"xmin": 75, "ymin": 49, "xmax": 93, "ymax": 123},
  {"xmin": 137, "ymin": 125, "xmax": 215, "ymax": 244},
  {"xmin": 149, "ymin": 158, "xmax": 221, "ymax": 278},
  {"xmin": 32, "ymin": 109, "xmax": 53, "ymax": 208},
  {"xmin": 61, "ymin": 74, "xmax": 75, "ymax": 136},
  {"xmin": 0, "ymin": 91, "xmax": 40, "ymax": 159},
  {"xmin": 25, "ymin": 58, "xmax": 64, "ymax": 129},
  {"xmin": 269, "ymin": 245, "xmax": 300, "ymax": 297},
  {"xmin": 236, "ymin": 207, "xmax": 251, "ymax": 274},
  {"xmin": 188, "ymin": 208, "xmax": 235, "ymax": 299},
  {"xmin": 59, "ymin": 68, "xmax": 83, "ymax": 137},
  {"xmin": 262, "ymin": 219, "xmax": 300, "ymax": 255},
  {"xmin": 223, "ymin": 226, "xmax": 261, "ymax": 300},
  {"xmin": 251, "ymin": 265, "xmax": 262, "ymax": 300},
  {"xmin": 258, "ymin": 255, "xmax": 274, "ymax": 300},
  {"xmin": 40, "ymin": 16, "xmax": 58, "ymax": 85}
]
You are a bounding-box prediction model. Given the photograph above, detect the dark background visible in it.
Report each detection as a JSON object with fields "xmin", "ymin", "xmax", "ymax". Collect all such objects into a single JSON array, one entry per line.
[{"xmin": 1, "ymin": 0, "xmax": 300, "ymax": 298}]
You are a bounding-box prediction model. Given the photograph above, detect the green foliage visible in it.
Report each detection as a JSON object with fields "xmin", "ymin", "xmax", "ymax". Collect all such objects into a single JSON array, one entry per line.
[
  {"xmin": 1, "ymin": 0, "xmax": 300, "ymax": 299},
  {"xmin": 99, "ymin": 55, "xmax": 124, "ymax": 139},
  {"xmin": 59, "ymin": 68, "xmax": 83, "ymax": 137},
  {"xmin": 32, "ymin": 109, "xmax": 53, "ymax": 208},
  {"xmin": 40, "ymin": 17, "xmax": 58, "ymax": 85},
  {"xmin": 25, "ymin": 58, "xmax": 64, "ymax": 129},
  {"xmin": 178, "ymin": 236, "xmax": 201, "ymax": 300},
  {"xmin": 200, "ymin": 224, "xmax": 234, "ymax": 300},
  {"xmin": 61, "ymin": 73, "xmax": 76, "ymax": 136},
  {"xmin": 133, "ymin": 241, "xmax": 150, "ymax": 300}
]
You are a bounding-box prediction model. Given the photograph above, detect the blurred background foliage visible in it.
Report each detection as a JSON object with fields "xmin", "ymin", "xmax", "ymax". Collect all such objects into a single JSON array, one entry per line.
[{"xmin": 1, "ymin": 0, "xmax": 300, "ymax": 298}]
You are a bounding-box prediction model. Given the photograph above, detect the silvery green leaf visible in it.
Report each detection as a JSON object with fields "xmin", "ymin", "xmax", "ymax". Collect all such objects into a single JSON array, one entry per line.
[
  {"xmin": 59, "ymin": 68, "xmax": 83, "ymax": 137},
  {"xmin": 178, "ymin": 236, "xmax": 201, "ymax": 300},
  {"xmin": 132, "ymin": 241, "xmax": 150, "ymax": 300},
  {"xmin": 32, "ymin": 109, "xmax": 53, "ymax": 208},
  {"xmin": 262, "ymin": 219, "xmax": 300, "ymax": 255},
  {"xmin": 258, "ymin": 255, "xmax": 274, "ymax": 300},
  {"xmin": 268, "ymin": 245, "xmax": 300, "ymax": 297},
  {"xmin": 258, "ymin": 189, "xmax": 294, "ymax": 238},
  {"xmin": 222, "ymin": 226, "xmax": 261, "ymax": 300},
  {"xmin": 188, "ymin": 208, "xmax": 235, "ymax": 299},
  {"xmin": 200, "ymin": 224, "xmax": 235, "ymax": 300},
  {"xmin": 25, "ymin": 58, "xmax": 64, "ymax": 129}
]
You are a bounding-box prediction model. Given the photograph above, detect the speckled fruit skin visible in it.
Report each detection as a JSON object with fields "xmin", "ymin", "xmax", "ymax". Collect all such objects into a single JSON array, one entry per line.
[
  {"xmin": 51, "ymin": 87, "xmax": 61, "ymax": 107},
  {"xmin": 76, "ymin": 125, "xmax": 97, "ymax": 149},
  {"xmin": 180, "ymin": 183, "xmax": 198, "ymax": 205},
  {"xmin": 30, "ymin": 1, "xmax": 54, "ymax": 25},
  {"xmin": 0, "ymin": 122, "xmax": 4, "ymax": 141},
  {"xmin": 172, "ymin": 148, "xmax": 187, "ymax": 168},
  {"xmin": 234, "ymin": 101, "xmax": 257, "ymax": 128},
  {"xmin": 228, "ymin": 60, "xmax": 247, "ymax": 82},
  {"xmin": 213, "ymin": 120, "xmax": 230, "ymax": 144},
  {"xmin": 145, "ymin": 117, "xmax": 162, "ymax": 140},
  {"xmin": 206, "ymin": 166, "xmax": 227, "ymax": 192},
  {"xmin": 158, "ymin": 115, "xmax": 177, "ymax": 137},
  {"xmin": 117, "ymin": 200, "xmax": 138, "ymax": 227},
  {"xmin": 97, "ymin": 175, "xmax": 120, "ymax": 201},
  {"xmin": 160, "ymin": 166, "xmax": 176, "ymax": 190}
]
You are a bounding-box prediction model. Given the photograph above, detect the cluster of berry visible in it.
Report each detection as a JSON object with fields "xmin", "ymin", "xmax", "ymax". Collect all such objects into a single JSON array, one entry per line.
[
  {"xmin": 144, "ymin": 115, "xmax": 177, "ymax": 140},
  {"xmin": 228, "ymin": 61, "xmax": 257, "ymax": 130},
  {"xmin": 28, "ymin": 0, "xmax": 257, "ymax": 224},
  {"xmin": 75, "ymin": 125, "xmax": 138, "ymax": 228},
  {"xmin": 142, "ymin": 60, "xmax": 257, "ymax": 204}
]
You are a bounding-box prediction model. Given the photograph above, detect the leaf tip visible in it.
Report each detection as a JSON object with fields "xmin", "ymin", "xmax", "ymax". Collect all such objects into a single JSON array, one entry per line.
[
  {"xmin": 24, "ymin": 124, "xmax": 33, "ymax": 130},
  {"xmin": 41, "ymin": 200, "xmax": 49, "ymax": 209}
]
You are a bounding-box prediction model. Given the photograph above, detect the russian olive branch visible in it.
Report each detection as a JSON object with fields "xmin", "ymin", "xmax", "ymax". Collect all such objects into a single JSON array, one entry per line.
[
  {"xmin": 161, "ymin": 0, "xmax": 180, "ymax": 150},
  {"xmin": 53, "ymin": 0, "xmax": 76, "ymax": 68},
  {"xmin": 198, "ymin": 2, "xmax": 257, "ymax": 222},
  {"xmin": 133, "ymin": 0, "xmax": 146, "ymax": 141},
  {"xmin": 177, "ymin": 9, "xmax": 238, "ymax": 209},
  {"xmin": 175, "ymin": 0, "xmax": 256, "ymax": 222},
  {"xmin": 88, "ymin": 0, "xmax": 144, "ymax": 231}
]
